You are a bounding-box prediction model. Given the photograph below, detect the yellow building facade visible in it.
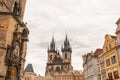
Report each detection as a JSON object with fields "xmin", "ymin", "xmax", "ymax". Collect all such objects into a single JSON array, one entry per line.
[{"xmin": 103, "ymin": 34, "xmax": 120, "ymax": 80}]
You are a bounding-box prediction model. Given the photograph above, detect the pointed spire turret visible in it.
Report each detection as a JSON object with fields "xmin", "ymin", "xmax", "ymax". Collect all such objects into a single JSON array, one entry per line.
[
  {"xmin": 48, "ymin": 36, "xmax": 56, "ymax": 53},
  {"xmin": 64, "ymin": 35, "xmax": 70, "ymax": 47},
  {"xmin": 62, "ymin": 35, "xmax": 72, "ymax": 52}
]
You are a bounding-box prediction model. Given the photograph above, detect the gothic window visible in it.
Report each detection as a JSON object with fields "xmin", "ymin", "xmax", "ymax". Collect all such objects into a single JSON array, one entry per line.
[
  {"xmin": 22, "ymin": 29, "xmax": 27, "ymax": 38},
  {"xmin": 50, "ymin": 55, "xmax": 52, "ymax": 60},
  {"xmin": 13, "ymin": 2, "xmax": 17, "ymax": 14},
  {"xmin": 56, "ymin": 66, "xmax": 60, "ymax": 72},
  {"xmin": 65, "ymin": 53, "xmax": 67, "ymax": 59},
  {"xmin": 61, "ymin": 65, "xmax": 63, "ymax": 70},
  {"xmin": 111, "ymin": 55, "xmax": 116, "ymax": 64},
  {"xmin": 113, "ymin": 70, "xmax": 119, "ymax": 79},
  {"xmin": 13, "ymin": 2, "xmax": 21, "ymax": 16},
  {"xmin": 108, "ymin": 72, "xmax": 113, "ymax": 80}
]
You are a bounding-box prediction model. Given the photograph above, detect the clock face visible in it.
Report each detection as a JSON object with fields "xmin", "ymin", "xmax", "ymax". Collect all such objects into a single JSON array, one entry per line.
[{"xmin": 12, "ymin": 45, "xmax": 20, "ymax": 62}]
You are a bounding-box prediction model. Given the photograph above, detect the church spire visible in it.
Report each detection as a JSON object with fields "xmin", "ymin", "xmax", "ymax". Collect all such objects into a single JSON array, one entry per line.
[
  {"xmin": 62, "ymin": 35, "xmax": 72, "ymax": 52},
  {"xmin": 64, "ymin": 35, "xmax": 70, "ymax": 47},
  {"xmin": 48, "ymin": 36, "xmax": 56, "ymax": 53}
]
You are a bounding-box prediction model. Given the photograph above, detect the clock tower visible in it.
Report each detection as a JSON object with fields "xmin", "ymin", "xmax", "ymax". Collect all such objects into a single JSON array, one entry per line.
[{"xmin": 0, "ymin": 0, "xmax": 29, "ymax": 80}]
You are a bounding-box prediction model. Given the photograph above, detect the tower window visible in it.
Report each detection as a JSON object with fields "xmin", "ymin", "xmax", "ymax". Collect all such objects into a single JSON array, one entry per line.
[
  {"xmin": 22, "ymin": 29, "xmax": 27, "ymax": 38},
  {"xmin": 65, "ymin": 53, "xmax": 67, "ymax": 59},
  {"xmin": 56, "ymin": 66, "xmax": 60, "ymax": 72},
  {"xmin": 13, "ymin": 2, "xmax": 17, "ymax": 14},
  {"xmin": 50, "ymin": 55, "xmax": 52, "ymax": 60},
  {"xmin": 13, "ymin": 2, "xmax": 21, "ymax": 16}
]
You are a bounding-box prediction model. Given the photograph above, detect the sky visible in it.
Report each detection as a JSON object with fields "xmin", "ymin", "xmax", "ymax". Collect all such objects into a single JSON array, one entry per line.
[{"xmin": 23, "ymin": 0, "xmax": 120, "ymax": 76}]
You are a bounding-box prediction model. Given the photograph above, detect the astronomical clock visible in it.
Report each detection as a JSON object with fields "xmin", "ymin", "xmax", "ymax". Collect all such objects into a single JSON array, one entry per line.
[{"xmin": 12, "ymin": 43, "xmax": 20, "ymax": 63}]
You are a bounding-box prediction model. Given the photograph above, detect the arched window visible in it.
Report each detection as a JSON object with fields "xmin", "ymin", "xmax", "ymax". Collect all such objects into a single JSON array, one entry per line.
[
  {"xmin": 22, "ymin": 29, "xmax": 27, "ymax": 38},
  {"xmin": 13, "ymin": 2, "xmax": 21, "ymax": 16},
  {"xmin": 65, "ymin": 53, "xmax": 67, "ymax": 59},
  {"xmin": 50, "ymin": 55, "xmax": 52, "ymax": 60},
  {"xmin": 56, "ymin": 66, "xmax": 60, "ymax": 72}
]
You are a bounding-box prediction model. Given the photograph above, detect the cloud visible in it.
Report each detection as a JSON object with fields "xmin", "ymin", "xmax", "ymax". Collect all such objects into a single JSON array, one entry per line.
[{"xmin": 24, "ymin": 0, "xmax": 120, "ymax": 76}]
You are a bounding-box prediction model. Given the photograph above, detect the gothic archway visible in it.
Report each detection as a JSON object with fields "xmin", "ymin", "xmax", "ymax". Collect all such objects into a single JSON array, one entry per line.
[{"xmin": 56, "ymin": 66, "xmax": 60, "ymax": 72}]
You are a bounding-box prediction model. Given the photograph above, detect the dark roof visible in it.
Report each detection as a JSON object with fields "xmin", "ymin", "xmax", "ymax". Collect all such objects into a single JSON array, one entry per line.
[
  {"xmin": 116, "ymin": 18, "xmax": 120, "ymax": 24},
  {"xmin": 48, "ymin": 36, "xmax": 56, "ymax": 53},
  {"xmin": 25, "ymin": 64, "xmax": 34, "ymax": 73}
]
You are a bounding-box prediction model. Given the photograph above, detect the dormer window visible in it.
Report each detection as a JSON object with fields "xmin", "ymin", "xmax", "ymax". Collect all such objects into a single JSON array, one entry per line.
[
  {"xmin": 22, "ymin": 29, "xmax": 27, "ymax": 38},
  {"xmin": 13, "ymin": 2, "xmax": 21, "ymax": 16}
]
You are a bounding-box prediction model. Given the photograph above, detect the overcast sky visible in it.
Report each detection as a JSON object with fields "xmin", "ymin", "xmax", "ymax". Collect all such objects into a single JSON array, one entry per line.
[{"xmin": 23, "ymin": 0, "xmax": 120, "ymax": 76}]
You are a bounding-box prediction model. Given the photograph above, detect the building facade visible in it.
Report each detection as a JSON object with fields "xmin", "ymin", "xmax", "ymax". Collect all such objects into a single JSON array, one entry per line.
[
  {"xmin": 82, "ymin": 49, "xmax": 102, "ymax": 80},
  {"xmin": 34, "ymin": 75, "xmax": 46, "ymax": 80},
  {"xmin": 24, "ymin": 64, "xmax": 36, "ymax": 80},
  {"xmin": 98, "ymin": 49, "xmax": 106, "ymax": 80},
  {"xmin": 103, "ymin": 34, "xmax": 120, "ymax": 80},
  {"xmin": 0, "ymin": 0, "xmax": 29, "ymax": 80},
  {"xmin": 116, "ymin": 18, "xmax": 120, "ymax": 66},
  {"xmin": 45, "ymin": 36, "xmax": 84, "ymax": 80}
]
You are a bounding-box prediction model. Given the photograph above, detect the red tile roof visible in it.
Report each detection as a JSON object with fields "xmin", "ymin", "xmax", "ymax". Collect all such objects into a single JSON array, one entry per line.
[{"xmin": 93, "ymin": 48, "xmax": 103, "ymax": 57}]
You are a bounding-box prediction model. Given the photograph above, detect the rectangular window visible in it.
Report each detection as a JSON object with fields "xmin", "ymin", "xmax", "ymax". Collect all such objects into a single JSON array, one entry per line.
[
  {"xmin": 108, "ymin": 72, "xmax": 113, "ymax": 80},
  {"xmin": 111, "ymin": 55, "xmax": 116, "ymax": 64},
  {"xmin": 113, "ymin": 70, "xmax": 119, "ymax": 79},
  {"xmin": 106, "ymin": 58, "xmax": 110, "ymax": 66},
  {"xmin": 109, "ymin": 45, "xmax": 112, "ymax": 49},
  {"xmin": 106, "ymin": 46, "xmax": 108, "ymax": 51}
]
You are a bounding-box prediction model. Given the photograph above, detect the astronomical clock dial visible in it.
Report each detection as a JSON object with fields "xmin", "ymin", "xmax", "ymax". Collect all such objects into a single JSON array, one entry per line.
[{"xmin": 12, "ymin": 45, "xmax": 20, "ymax": 62}]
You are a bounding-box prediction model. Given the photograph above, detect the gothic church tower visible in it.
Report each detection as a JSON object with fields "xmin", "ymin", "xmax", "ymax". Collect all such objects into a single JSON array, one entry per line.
[
  {"xmin": 62, "ymin": 35, "xmax": 72, "ymax": 64},
  {"xmin": 45, "ymin": 36, "xmax": 73, "ymax": 76},
  {"xmin": 0, "ymin": 0, "xmax": 29, "ymax": 80}
]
